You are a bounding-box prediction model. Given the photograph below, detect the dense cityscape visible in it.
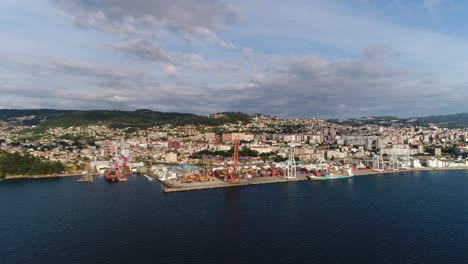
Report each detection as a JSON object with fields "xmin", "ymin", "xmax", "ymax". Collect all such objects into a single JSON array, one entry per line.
[{"xmin": 1, "ymin": 111, "xmax": 467, "ymax": 188}]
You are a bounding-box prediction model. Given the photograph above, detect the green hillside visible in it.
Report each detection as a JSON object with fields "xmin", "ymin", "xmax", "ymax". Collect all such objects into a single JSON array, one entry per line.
[
  {"xmin": 0, "ymin": 150, "xmax": 64, "ymax": 178},
  {"xmin": 0, "ymin": 109, "xmax": 251, "ymax": 128}
]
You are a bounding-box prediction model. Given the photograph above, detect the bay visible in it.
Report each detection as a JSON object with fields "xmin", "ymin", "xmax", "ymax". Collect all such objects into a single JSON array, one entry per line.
[{"xmin": 1, "ymin": 170, "xmax": 468, "ymax": 264}]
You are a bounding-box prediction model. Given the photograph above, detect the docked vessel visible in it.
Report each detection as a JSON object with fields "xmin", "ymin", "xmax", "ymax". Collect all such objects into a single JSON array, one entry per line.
[
  {"xmin": 308, "ymin": 168, "xmax": 354, "ymax": 181},
  {"xmin": 103, "ymin": 141, "xmax": 130, "ymax": 183},
  {"xmin": 104, "ymin": 169, "xmax": 118, "ymax": 182},
  {"xmin": 103, "ymin": 169, "xmax": 128, "ymax": 182}
]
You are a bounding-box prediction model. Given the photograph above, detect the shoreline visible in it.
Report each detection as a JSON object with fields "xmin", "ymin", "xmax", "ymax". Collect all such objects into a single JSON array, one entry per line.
[
  {"xmin": 353, "ymin": 166, "xmax": 468, "ymax": 177},
  {"xmin": 0, "ymin": 173, "xmax": 79, "ymax": 181},
  {"xmin": 161, "ymin": 166, "xmax": 468, "ymax": 193},
  {"xmin": 162, "ymin": 176, "xmax": 306, "ymax": 193},
  {"xmin": 1, "ymin": 167, "xmax": 467, "ymax": 187}
]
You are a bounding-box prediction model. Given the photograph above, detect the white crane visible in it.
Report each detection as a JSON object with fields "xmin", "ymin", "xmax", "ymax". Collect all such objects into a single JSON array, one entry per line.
[{"xmin": 285, "ymin": 143, "xmax": 300, "ymax": 179}]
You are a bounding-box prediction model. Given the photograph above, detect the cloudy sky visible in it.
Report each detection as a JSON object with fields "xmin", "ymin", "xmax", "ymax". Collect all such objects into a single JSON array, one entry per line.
[{"xmin": 1, "ymin": 0, "xmax": 468, "ymax": 118}]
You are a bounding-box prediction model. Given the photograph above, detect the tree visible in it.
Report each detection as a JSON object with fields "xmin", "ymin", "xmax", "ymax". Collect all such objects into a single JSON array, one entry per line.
[
  {"xmin": 0, "ymin": 150, "xmax": 64, "ymax": 176},
  {"xmin": 276, "ymin": 155, "xmax": 287, "ymax": 162},
  {"xmin": 239, "ymin": 147, "xmax": 259, "ymax": 157},
  {"xmin": 259, "ymin": 153, "xmax": 270, "ymax": 162}
]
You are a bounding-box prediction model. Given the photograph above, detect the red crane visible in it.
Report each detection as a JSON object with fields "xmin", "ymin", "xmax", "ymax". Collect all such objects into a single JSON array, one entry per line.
[
  {"xmin": 232, "ymin": 137, "xmax": 240, "ymax": 167},
  {"xmin": 227, "ymin": 137, "xmax": 241, "ymax": 184}
]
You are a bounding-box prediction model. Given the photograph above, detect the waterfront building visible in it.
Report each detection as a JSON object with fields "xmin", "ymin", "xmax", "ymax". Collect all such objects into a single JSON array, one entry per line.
[{"xmin": 165, "ymin": 153, "xmax": 178, "ymax": 163}]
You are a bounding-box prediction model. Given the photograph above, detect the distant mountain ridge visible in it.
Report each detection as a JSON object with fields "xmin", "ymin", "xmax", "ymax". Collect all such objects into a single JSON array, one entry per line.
[
  {"xmin": 0, "ymin": 109, "xmax": 467, "ymax": 129},
  {"xmin": 0, "ymin": 109, "xmax": 250, "ymax": 128},
  {"xmin": 327, "ymin": 113, "xmax": 468, "ymax": 128}
]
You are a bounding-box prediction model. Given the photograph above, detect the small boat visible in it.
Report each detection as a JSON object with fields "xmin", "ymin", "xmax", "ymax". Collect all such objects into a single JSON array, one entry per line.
[{"xmin": 143, "ymin": 175, "xmax": 153, "ymax": 181}]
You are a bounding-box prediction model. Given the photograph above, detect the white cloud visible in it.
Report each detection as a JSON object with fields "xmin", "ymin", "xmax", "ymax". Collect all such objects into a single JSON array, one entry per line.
[
  {"xmin": 164, "ymin": 64, "xmax": 177, "ymax": 76},
  {"xmin": 56, "ymin": 0, "xmax": 240, "ymax": 47},
  {"xmin": 2, "ymin": 0, "xmax": 468, "ymax": 117}
]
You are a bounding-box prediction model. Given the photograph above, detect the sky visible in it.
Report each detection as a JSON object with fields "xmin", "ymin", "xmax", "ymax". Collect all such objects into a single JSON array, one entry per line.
[{"xmin": 1, "ymin": 0, "xmax": 468, "ymax": 118}]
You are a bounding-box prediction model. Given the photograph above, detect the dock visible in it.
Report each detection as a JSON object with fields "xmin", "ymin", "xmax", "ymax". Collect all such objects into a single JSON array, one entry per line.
[
  {"xmin": 77, "ymin": 174, "xmax": 94, "ymax": 182},
  {"xmin": 160, "ymin": 167, "xmax": 468, "ymax": 193},
  {"xmin": 162, "ymin": 175, "xmax": 308, "ymax": 193},
  {"xmin": 77, "ymin": 164, "xmax": 94, "ymax": 183}
]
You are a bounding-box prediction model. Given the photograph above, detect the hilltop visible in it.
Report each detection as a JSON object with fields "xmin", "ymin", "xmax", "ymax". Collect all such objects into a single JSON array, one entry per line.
[
  {"xmin": 0, "ymin": 109, "xmax": 251, "ymax": 129},
  {"xmin": 1, "ymin": 109, "xmax": 468, "ymax": 129},
  {"xmin": 327, "ymin": 113, "xmax": 468, "ymax": 128}
]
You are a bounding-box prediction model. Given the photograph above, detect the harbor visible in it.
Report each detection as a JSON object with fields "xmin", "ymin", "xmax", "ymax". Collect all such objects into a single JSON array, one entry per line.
[
  {"xmin": 161, "ymin": 174, "xmax": 308, "ymax": 193},
  {"xmin": 5, "ymin": 168, "xmax": 468, "ymax": 264},
  {"xmin": 149, "ymin": 139, "xmax": 468, "ymax": 193},
  {"xmin": 156, "ymin": 166, "xmax": 468, "ymax": 193},
  {"xmin": 2, "ymin": 138, "xmax": 468, "ymax": 192}
]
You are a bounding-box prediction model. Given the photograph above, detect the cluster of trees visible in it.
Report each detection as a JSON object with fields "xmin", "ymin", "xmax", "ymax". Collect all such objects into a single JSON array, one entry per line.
[
  {"xmin": 0, "ymin": 150, "xmax": 64, "ymax": 178},
  {"xmin": 209, "ymin": 112, "xmax": 251, "ymax": 125},
  {"xmin": 192, "ymin": 148, "xmax": 290, "ymax": 163},
  {"xmin": 193, "ymin": 147, "xmax": 259, "ymax": 158}
]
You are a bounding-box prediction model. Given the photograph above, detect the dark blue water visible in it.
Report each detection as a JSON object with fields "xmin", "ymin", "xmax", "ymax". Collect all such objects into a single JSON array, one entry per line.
[{"xmin": 1, "ymin": 170, "xmax": 468, "ymax": 264}]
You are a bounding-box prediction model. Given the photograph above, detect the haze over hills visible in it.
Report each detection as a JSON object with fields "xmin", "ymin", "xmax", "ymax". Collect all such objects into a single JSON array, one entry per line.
[
  {"xmin": 327, "ymin": 113, "xmax": 468, "ymax": 128},
  {"xmin": 0, "ymin": 109, "xmax": 468, "ymax": 129}
]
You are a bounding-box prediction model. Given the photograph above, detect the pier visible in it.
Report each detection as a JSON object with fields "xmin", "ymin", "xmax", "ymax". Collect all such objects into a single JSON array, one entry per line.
[
  {"xmin": 158, "ymin": 167, "xmax": 468, "ymax": 193},
  {"xmin": 161, "ymin": 175, "xmax": 309, "ymax": 193},
  {"xmin": 77, "ymin": 177, "xmax": 93, "ymax": 183},
  {"xmin": 77, "ymin": 164, "xmax": 94, "ymax": 183}
]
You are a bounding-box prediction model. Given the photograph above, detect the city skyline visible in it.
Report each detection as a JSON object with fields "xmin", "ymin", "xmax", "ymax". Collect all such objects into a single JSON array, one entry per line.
[{"xmin": 2, "ymin": 0, "xmax": 468, "ymax": 118}]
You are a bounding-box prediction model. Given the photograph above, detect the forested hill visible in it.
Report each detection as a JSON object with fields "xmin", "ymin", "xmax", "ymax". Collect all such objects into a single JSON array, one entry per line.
[
  {"xmin": 0, "ymin": 150, "xmax": 64, "ymax": 178},
  {"xmin": 0, "ymin": 109, "xmax": 251, "ymax": 128}
]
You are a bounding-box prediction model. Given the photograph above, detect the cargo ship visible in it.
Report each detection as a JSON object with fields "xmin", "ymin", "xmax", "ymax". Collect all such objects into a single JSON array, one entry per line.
[
  {"xmin": 104, "ymin": 169, "xmax": 118, "ymax": 182},
  {"xmin": 103, "ymin": 169, "xmax": 127, "ymax": 182},
  {"xmin": 308, "ymin": 168, "xmax": 353, "ymax": 181}
]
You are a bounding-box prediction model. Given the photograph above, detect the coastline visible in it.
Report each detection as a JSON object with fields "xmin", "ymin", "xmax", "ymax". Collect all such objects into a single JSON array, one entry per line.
[
  {"xmin": 161, "ymin": 166, "xmax": 468, "ymax": 193},
  {"xmin": 0, "ymin": 173, "xmax": 79, "ymax": 181},
  {"xmin": 353, "ymin": 166, "xmax": 468, "ymax": 177},
  {"xmin": 2, "ymin": 167, "xmax": 467, "ymax": 187}
]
